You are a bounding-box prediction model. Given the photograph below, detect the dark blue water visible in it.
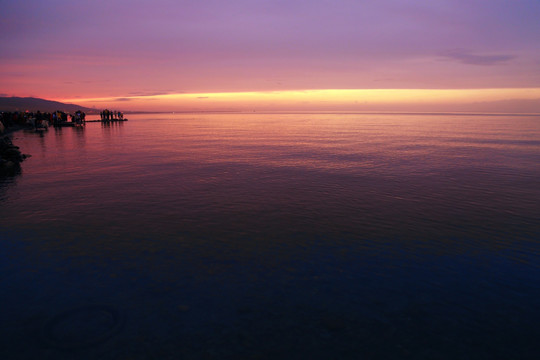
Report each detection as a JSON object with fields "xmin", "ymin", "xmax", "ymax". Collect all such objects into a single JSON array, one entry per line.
[{"xmin": 1, "ymin": 113, "xmax": 539, "ymax": 359}]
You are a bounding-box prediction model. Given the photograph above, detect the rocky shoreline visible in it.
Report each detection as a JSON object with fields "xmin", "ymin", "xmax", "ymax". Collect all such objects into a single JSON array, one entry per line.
[{"xmin": 0, "ymin": 128, "xmax": 30, "ymax": 175}]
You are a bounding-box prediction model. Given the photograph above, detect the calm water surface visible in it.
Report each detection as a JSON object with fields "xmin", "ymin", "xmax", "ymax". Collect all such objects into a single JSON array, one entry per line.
[{"xmin": 1, "ymin": 113, "xmax": 539, "ymax": 359}]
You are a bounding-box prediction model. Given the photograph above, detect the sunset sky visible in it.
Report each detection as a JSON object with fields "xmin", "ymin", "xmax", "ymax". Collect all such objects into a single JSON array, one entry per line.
[{"xmin": 2, "ymin": 0, "xmax": 540, "ymax": 112}]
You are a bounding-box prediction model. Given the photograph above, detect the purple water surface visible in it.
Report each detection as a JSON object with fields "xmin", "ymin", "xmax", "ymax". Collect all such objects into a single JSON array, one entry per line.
[{"xmin": 1, "ymin": 113, "xmax": 539, "ymax": 359}]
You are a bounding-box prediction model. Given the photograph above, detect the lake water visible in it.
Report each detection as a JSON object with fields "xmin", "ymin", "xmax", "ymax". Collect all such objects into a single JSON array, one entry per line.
[{"xmin": 1, "ymin": 112, "xmax": 539, "ymax": 359}]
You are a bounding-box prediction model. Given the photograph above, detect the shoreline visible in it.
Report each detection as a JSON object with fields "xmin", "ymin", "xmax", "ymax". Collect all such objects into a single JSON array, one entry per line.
[{"xmin": 0, "ymin": 125, "xmax": 29, "ymax": 175}]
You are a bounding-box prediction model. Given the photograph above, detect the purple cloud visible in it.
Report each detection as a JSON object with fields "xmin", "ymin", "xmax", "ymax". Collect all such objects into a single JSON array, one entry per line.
[{"xmin": 442, "ymin": 50, "xmax": 516, "ymax": 65}]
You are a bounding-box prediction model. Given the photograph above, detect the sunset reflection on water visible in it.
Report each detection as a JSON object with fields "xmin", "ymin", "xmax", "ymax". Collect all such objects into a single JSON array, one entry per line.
[{"xmin": 1, "ymin": 112, "xmax": 539, "ymax": 359}]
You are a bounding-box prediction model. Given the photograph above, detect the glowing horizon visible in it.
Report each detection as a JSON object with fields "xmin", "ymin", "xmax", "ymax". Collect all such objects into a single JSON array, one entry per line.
[{"xmin": 59, "ymin": 88, "xmax": 540, "ymax": 113}]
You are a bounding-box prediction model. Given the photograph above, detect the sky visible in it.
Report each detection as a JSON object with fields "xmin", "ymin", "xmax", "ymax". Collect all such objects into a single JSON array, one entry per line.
[{"xmin": 1, "ymin": 0, "xmax": 540, "ymax": 112}]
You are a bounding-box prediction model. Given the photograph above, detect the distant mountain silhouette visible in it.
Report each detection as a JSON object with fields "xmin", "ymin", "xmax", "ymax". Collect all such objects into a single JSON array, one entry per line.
[{"xmin": 0, "ymin": 97, "xmax": 96, "ymax": 113}]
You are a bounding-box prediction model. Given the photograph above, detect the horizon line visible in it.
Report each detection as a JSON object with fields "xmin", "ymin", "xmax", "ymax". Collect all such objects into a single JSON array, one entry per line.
[
  {"xmin": 116, "ymin": 110, "xmax": 540, "ymax": 117},
  {"xmin": 58, "ymin": 87, "xmax": 540, "ymax": 103}
]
